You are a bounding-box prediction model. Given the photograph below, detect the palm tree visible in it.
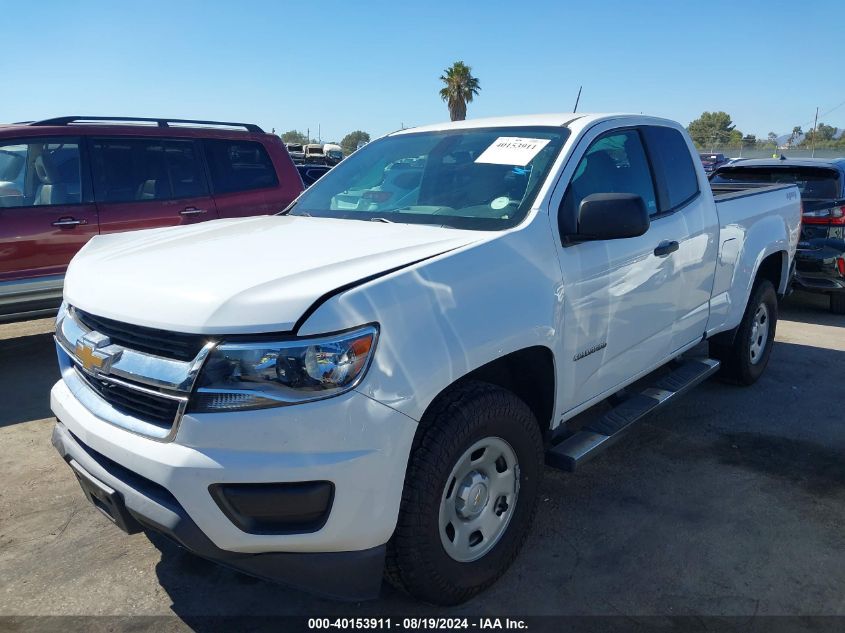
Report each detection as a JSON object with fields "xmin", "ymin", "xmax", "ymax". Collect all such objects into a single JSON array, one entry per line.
[{"xmin": 439, "ymin": 61, "xmax": 480, "ymax": 122}]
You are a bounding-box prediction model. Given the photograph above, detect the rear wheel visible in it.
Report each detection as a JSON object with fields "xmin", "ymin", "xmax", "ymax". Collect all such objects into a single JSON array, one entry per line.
[
  {"xmin": 830, "ymin": 293, "xmax": 845, "ymax": 315},
  {"xmin": 386, "ymin": 381, "xmax": 544, "ymax": 605},
  {"xmin": 711, "ymin": 279, "xmax": 778, "ymax": 385}
]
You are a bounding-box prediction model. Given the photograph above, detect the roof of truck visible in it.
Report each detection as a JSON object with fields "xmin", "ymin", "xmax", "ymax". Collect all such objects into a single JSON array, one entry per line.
[{"xmin": 390, "ymin": 113, "xmax": 679, "ymax": 135}]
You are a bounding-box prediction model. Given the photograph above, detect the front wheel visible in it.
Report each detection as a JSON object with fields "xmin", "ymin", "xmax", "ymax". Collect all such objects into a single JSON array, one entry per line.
[
  {"xmin": 711, "ymin": 279, "xmax": 778, "ymax": 385},
  {"xmin": 386, "ymin": 382, "xmax": 544, "ymax": 605}
]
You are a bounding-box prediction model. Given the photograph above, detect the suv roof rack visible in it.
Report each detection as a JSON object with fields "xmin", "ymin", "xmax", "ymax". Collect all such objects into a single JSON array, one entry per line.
[{"xmin": 29, "ymin": 116, "xmax": 264, "ymax": 134}]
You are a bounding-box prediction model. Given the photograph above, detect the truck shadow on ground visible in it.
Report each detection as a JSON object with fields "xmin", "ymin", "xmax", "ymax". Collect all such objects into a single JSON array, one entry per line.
[{"xmin": 0, "ymin": 332, "xmax": 58, "ymax": 428}]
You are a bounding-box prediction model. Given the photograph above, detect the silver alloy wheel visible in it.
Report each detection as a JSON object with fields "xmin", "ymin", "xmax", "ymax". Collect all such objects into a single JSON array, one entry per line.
[
  {"xmin": 438, "ymin": 436, "xmax": 520, "ymax": 563},
  {"xmin": 749, "ymin": 302, "xmax": 770, "ymax": 365}
]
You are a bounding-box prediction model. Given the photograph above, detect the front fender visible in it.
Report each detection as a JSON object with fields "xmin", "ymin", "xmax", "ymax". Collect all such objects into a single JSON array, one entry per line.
[{"xmin": 297, "ymin": 214, "xmax": 562, "ymax": 422}]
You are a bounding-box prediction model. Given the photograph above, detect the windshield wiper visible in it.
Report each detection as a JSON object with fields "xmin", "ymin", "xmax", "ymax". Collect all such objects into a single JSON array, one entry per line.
[{"xmin": 370, "ymin": 217, "xmax": 394, "ymax": 223}]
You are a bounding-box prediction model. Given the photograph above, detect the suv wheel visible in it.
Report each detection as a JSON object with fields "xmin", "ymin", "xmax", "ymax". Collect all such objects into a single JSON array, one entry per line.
[{"xmin": 386, "ymin": 381, "xmax": 544, "ymax": 605}]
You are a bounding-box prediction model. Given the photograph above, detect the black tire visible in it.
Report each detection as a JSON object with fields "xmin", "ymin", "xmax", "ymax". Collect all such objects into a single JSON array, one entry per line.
[
  {"xmin": 385, "ymin": 381, "xmax": 544, "ymax": 605},
  {"xmin": 831, "ymin": 293, "xmax": 845, "ymax": 315},
  {"xmin": 710, "ymin": 279, "xmax": 778, "ymax": 385}
]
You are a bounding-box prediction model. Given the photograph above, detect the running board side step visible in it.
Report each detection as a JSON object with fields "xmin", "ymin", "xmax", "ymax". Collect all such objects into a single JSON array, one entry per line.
[{"xmin": 545, "ymin": 358, "xmax": 720, "ymax": 472}]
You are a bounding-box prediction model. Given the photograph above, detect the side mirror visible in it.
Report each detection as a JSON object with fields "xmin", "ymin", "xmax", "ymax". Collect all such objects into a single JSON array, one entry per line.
[{"xmin": 576, "ymin": 193, "xmax": 650, "ymax": 241}]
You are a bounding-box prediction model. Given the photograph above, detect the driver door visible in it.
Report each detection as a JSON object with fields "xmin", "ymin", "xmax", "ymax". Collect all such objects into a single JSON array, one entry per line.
[{"xmin": 551, "ymin": 126, "xmax": 681, "ymax": 415}]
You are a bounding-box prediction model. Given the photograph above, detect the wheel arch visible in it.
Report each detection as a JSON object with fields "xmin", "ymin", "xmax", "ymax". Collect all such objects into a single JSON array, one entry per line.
[{"xmin": 416, "ymin": 346, "xmax": 557, "ymax": 446}]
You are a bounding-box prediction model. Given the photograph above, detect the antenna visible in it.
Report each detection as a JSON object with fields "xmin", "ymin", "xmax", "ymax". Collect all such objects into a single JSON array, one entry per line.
[{"xmin": 573, "ymin": 86, "xmax": 582, "ymax": 113}]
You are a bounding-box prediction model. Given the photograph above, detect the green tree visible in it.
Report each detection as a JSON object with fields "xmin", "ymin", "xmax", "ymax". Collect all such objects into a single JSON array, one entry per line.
[
  {"xmin": 767, "ymin": 132, "xmax": 778, "ymax": 146},
  {"xmin": 341, "ymin": 130, "xmax": 370, "ymax": 156},
  {"xmin": 439, "ymin": 61, "xmax": 480, "ymax": 121},
  {"xmin": 742, "ymin": 134, "xmax": 757, "ymax": 148},
  {"xmin": 687, "ymin": 112, "xmax": 739, "ymax": 149},
  {"xmin": 281, "ymin": 130, "xmax": 310, "ymax": 144},
  {"xmin": 804, "ymin": 122, "xmax": 837, "ymax": 145},
  {"xmin": 789, "ymin": 126, "xmax": 803, "ymax": 146}
]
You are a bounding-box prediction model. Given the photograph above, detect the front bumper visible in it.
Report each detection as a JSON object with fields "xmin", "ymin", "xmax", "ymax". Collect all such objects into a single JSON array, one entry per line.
[
  {"xmin": 794, "ymin": 245, "xmax": 845, "ymax": 294},
  {"xmin": 50, "ymin": 378, "xmax": 418, "ymax": 600}
]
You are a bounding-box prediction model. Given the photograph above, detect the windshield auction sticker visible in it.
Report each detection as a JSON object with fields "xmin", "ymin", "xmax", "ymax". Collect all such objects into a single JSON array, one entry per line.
[{"xmin": 475, "ymin": 137, "xmax": 551, "ymax": 166}]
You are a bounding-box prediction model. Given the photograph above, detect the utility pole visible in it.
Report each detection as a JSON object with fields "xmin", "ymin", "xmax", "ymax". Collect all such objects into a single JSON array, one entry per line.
[
  {"xmin": 307, "ymin": 127, "xmax": 310, "ymax": 143},
  {"xmin": 573, "ymin": 86, "xmax": 582, "ymax": 113},
  {"xmin": 318, "ymin": 124, "xmax": 321, "ymax": 143},
  {"xmin": 810, "ymin": 107, "xmax": 819, "ymax": 157}
]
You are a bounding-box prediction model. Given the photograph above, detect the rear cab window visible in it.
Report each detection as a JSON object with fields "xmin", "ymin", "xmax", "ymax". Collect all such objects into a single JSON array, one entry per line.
[
  {"xmin": 204, "ymin": 139, "xmax": 278, "ymax": 194},
  {"xmin": 90, "ymin": 138, "xmax": 208, "ymax": 203}
]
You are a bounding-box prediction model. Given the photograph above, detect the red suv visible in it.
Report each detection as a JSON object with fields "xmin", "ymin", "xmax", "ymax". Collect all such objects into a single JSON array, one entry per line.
[{"xmin": 0, "ymin": 116, "xmax": 302, "ymax": 322}]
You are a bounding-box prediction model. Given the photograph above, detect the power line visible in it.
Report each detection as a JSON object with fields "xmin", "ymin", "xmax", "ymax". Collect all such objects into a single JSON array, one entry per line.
[{"xmin": 797, "ymin": 97, "xmax": 845, "ymax": 128}]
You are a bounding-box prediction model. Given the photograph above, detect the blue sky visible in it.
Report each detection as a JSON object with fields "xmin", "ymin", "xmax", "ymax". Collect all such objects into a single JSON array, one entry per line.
[{"xmin": 3, "ymin": 0, "xmax": 842, "ymax": 141}]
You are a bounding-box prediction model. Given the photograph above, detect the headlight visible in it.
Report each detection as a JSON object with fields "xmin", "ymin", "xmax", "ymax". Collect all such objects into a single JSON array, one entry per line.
[
  {"xmin": 56, "ymin": 301, "xmax": 68, "ymax": 326},
  {"xmin": 189, "ymin": 325, "xmax": 378, "ymax": 412}
]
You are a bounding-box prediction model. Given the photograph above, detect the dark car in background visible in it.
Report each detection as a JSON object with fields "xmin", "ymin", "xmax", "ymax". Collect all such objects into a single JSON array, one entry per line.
[
  {"xmin": 711, "ymin": 157, "xmax": 845, "ymax": 313},
  {"xmin": 296, "ymin": 163, "xmax": 332, "ymax": 187},
  {"xmin": 0, "ymin": 116, "xmax": 303, "ymax": 322},
  {"xmin": 699, "ymin": 152, "xmax": 730, "ymax": 174}
]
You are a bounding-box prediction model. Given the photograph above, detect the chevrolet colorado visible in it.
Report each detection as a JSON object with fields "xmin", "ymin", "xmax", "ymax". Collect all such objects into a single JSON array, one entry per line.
[{"xmin": 50, "ymin": 113, "xmax": 801, "ymax": 604}]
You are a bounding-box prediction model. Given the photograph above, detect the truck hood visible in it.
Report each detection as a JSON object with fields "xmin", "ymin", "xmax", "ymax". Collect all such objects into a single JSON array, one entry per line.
[{"xmin": 64, "ymin": 215, "xmax": 480, "ymax": 333}]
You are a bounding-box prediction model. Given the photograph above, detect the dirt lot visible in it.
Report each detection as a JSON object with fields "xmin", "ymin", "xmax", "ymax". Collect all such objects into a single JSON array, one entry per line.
[{"xmin": 0, "ymin": 292, "xmax": 843, "ymax": 627}]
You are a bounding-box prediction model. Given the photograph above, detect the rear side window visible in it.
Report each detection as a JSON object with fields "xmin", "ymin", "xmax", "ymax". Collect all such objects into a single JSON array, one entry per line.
[
  {"xmin": 0, "ymin": 138, "xmax": 82, "ymax": 208},
  {"xmin": 90, "ymin": 138, "xmax": 208, "ymax": 203},
  {"xmin": 643, "ymin": 126, "xmax": 699, "ymax": 212},
  {"xmin": 204, "ymin": 140, "xmax": 278, "ymax": 194}
]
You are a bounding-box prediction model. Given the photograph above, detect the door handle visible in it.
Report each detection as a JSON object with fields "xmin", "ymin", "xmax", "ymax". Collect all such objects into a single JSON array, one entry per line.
[
  {"xmin": 654, "ymin": 240, "xmax": 679, "ymax": 257},
  {"xmin": 52, "ymin": 217, "xmax": 87, "ymax": 228},
  {"xmin": 179, "ymin": 207, "xmax": 207, "ymax": 216}
]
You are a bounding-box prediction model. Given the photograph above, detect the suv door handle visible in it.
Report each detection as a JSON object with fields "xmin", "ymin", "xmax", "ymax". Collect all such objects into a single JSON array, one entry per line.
[
  {"xmin": 654, "ymin": 240, "xmax": 679, "ymax": 257},
  {"xmin": 179, "ymin": 207, "xmax": 207, "ymax": 216},
  {"xmin": 52, "ymin": 217, "xmax": 87, "ymax": 228}
]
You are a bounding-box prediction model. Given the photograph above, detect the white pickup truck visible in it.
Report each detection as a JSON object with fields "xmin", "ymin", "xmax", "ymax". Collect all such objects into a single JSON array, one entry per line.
[{"xmin": 51, "ymin": 113, "xmax": 801, "ymax": 604}]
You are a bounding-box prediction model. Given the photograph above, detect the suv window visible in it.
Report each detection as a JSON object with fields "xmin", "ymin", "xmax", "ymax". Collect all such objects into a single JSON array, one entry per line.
[
  {"xmin": 645, "ymin": 126, "xmax": 699, "ymax": 211},
  {"xmin": 0, "ymin": 138, "xmax": 82, "ymax": 208},
  {"xmin": 561, "ymin": 130, "xmax": 658, "ymax": 232},
  {"xmin": 90, "ymin": 138, "xmax": 207, "ymax": 203},
  {"xmin": 711, "ymin": 166, "xmax": 841, "ymax": 201},
  {"xmin": 204, "ymin": 140, "xmax": 278, "ymax": 194}
]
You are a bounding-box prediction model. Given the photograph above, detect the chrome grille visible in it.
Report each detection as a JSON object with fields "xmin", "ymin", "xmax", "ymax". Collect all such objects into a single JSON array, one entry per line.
[
  {"xmin": 75, "ymin": 370, "xmax": 183, "ymax": 430},
  {"xmin": 74, "ymin": 308, "xmax": 210, "ymax": 362},
  {"xmin": 56, "ymin": 304, "xmax": 214, "ymax": 441}
]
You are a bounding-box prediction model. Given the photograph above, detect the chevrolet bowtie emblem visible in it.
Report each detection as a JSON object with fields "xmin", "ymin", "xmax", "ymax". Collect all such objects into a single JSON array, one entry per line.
[{"xmin": 75, "ymin": 332, "xmax": 122, "ymax": 374}]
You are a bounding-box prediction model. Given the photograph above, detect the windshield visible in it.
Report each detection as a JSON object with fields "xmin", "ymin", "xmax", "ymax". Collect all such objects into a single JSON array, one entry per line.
[
  {"xmin": 711, "ymin": 166, "xmax": 841, "ymax": 200},
  {"xmin": 285, "ymin": 126, "xmax": 569, "ymax": 230}
]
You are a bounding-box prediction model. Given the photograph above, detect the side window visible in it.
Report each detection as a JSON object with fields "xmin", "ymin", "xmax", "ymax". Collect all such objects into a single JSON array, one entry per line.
[
  {"xmin": 560, "ymin": 130, "xmax": 658, "ymax": 235},
  {"xmin": 90, "ymin": 138, "xmax": 207, "ymax": 203},
  {"xmin": 0, "ymin": 138, "xmax": 82, "ymax": 208},
  {"xmin": 642, "ymin": 126, "xmax": 699, "ymax": 212},
  {"xmin": 204, "ymin": 140, "xmax": 278, "ymax": 194}
]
